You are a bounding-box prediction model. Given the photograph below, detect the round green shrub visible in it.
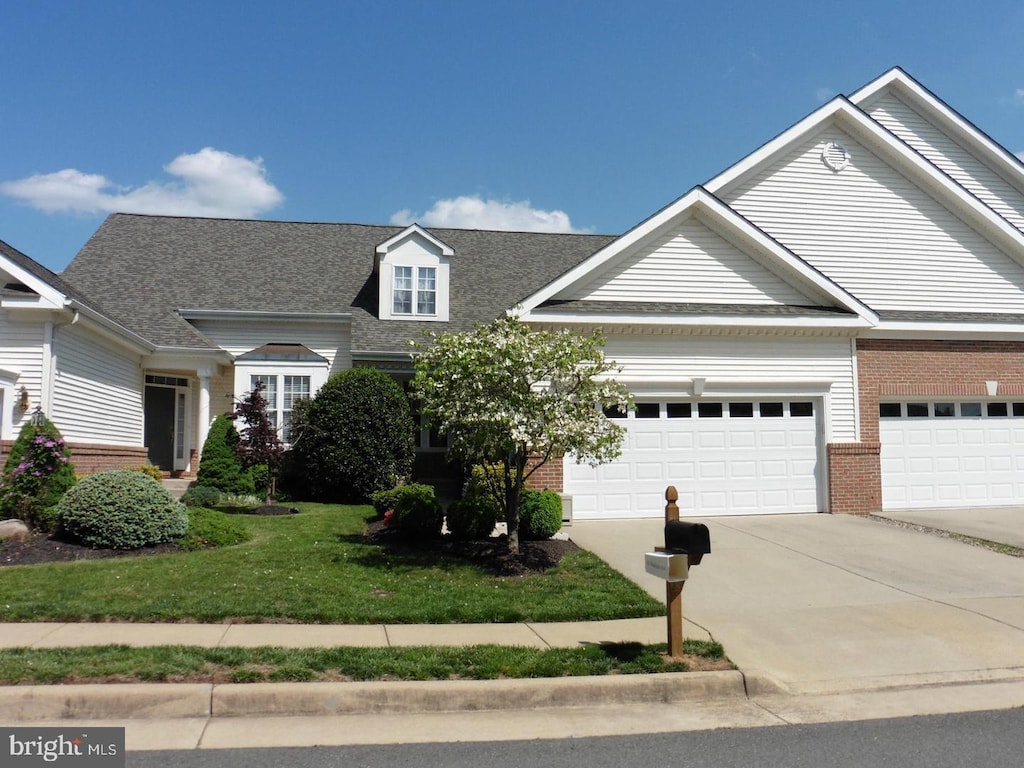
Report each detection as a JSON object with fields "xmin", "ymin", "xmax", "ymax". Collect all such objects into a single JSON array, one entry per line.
[
  {"xmin": 292, "ymin": 368, "xmax": 415, "ymax": 502},
  {"xmin": 196, "ymin": 415, "xmax": 255, "ymax": 496},
  {"xmin": 446, "ymin": 497, "xmax": 498, "ymax": 541},
  {"xmin": 180, "ymin": 485, "xmax": 225, "ymax": 508},
  {"xmin": 177, "ymin": 507, "xmax": 250, "ymax": 551},
  {"xmin": 391, "ymin": 483, "xmax": 443, "ymax": 539},
  {"xmin": 57, "ymin": 469, "xmax": 188, "ymax": 550},
  {"xmin": 519, "ymin": 489, "xmax": 563, "ymax": 540}
]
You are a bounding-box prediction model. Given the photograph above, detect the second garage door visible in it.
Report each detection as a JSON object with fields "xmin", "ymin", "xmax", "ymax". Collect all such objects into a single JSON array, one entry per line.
[
  {"xmin": 565, "ymin": 399, "xmax": 823, "ymax": 519},
  {"xmin": 880, "ymin": 400, "xmax": 1024, "ymax": 510}
]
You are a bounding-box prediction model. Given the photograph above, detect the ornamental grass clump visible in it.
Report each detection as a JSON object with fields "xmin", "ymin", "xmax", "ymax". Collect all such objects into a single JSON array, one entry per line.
[
  {"xmin": 0, "ymin": 416, "xmax": 76, "ymax": 531},
  {"xmin": 57, "ymin": 469, "xmax": 188, "ymax": 550}
]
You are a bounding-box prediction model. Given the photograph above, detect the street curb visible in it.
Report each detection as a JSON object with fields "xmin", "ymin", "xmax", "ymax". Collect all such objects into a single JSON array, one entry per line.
[
  {"xmin": 0, "ymin": 671, "xmax": 746, "ymax": 721},
  {"xmin": 0, "ymin": 683, "xmax": 212, "ymax": 721}
]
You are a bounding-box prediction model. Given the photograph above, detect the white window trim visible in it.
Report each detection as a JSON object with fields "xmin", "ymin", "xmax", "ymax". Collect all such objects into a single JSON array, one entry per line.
[
  {"xmin": 392, "ymin": 265, "xmax": 438, "ymax": 317},
  {"xmin": 234, "ymin": 362, "xmax": 328, "ymax": 446}
]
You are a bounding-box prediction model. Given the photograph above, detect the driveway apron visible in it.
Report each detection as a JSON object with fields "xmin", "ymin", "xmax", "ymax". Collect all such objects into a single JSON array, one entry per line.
[{"xmin": 569, "ymin": 514, "xmax": 1024, "ymax": 694}]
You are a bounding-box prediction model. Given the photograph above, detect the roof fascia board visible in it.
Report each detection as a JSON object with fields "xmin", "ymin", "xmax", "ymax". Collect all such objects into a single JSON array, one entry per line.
[
  {"xmin": 66, "ymin": 301, "xmax": 155, "ymax": 354},
  {"xmin": 0, "ymin": 258, "xmax": 66, "ymax": 308},
  {"xmin": 375, "ymin": 224, "xmax": 455, "ymax": 257},
  {"xmin": 708, "ymin": 96, "xmax": 1024, "ymax": 266},
  {"xmin": 177, "ymin": 309, "xmax": 352, "ymax": 324},
  {"xmin": 849, "ymin": 67, "xmax": 1024, "ymax": 190},
  {"xmin": 861, "ymin": 322, "xmax": 1024, "ymax": 341}
]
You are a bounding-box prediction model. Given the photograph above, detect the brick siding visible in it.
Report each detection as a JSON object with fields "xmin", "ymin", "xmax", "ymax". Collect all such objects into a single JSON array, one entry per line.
[
  {"xmin": 827, "ymin": 338, "xmax": 1024, "ymax": 515},
  {"xmin": 1, "ymin": 441, "xmax": 151, "ymax": 476}
]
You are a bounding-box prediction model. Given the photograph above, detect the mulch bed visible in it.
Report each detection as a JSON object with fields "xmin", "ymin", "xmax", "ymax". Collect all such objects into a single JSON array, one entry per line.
[
  {"xmin": 365, "ymin": 518, "xmax": 579, "ymax": 576},
  {"xmin": 1, "ymin": 534, "xmax": 182, "ymax": 567},
  {"xmin": 2, "ymin": 515, "xmax": 576, "ymax": 575}
]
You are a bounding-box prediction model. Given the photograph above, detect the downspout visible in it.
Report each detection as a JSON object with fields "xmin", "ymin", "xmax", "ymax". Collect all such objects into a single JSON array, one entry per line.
[{"xmin": 41, "ymin": 319, "xmax": 57, "ymax": 416}]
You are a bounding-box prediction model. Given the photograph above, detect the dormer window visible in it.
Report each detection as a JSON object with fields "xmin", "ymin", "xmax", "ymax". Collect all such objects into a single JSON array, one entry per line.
[
  {"xmin": 376, "ymin": 225, "xmax": 452, "ymax": 322},
  {"xmin": 393, "ymin": 265, "xmax": 437, "ymax": 316}
]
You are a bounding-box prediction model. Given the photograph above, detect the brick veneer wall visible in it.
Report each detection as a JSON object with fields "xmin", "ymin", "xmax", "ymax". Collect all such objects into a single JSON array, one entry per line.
[
  {"xmin": 526, "ymin": 455, "xmax": 563, "ymax": 492},
  {"xmin": 1, "ymin": 441, "xmax": 150, "ymax": 476},
  {"xmin": 828, "ymin": 338, "xmax": 1024, "ymax": 515},
  {"xmin": 856, "ymin": 339, "xmax": 1024, "ymax": 440}
]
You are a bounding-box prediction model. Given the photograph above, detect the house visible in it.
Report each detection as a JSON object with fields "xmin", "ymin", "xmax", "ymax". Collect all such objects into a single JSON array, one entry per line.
[{"xmin": 5, "ymin": 66, "xmax": 1024, "ymax": 519}]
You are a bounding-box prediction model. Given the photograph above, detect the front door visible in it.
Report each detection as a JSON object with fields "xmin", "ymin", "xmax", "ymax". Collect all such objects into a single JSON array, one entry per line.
[{"xmin": 144, "ymin": 385, "xmax": 176, "ymax": 471}]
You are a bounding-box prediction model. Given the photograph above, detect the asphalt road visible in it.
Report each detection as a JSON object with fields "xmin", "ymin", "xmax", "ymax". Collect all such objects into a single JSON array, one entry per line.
[{"xmin": 129, "ymin": 708, "xmax": 1024, "ymax": 767}]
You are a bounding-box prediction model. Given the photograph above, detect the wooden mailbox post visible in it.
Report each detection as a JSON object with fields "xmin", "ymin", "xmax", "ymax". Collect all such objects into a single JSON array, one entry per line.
[{"xmin": 643, "ymin": 485, "xmax": 711, "ymax": 659}]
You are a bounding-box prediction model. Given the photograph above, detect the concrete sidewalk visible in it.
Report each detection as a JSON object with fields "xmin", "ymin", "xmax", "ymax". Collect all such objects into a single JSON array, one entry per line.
[
  {"xmin": 877, "ymin": 505, "xmax": 1024, "ymax": 549},
  {"xmin": 0, "ymin": 617, "xmax": 680, "ymax": 651},
  {"xmin": 570, "ymin": 512, "xmax": 1024, "ymax": 696}
]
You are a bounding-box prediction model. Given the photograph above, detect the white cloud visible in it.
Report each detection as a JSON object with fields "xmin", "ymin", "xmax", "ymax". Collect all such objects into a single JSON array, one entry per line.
[
  {"xmin": 815, "ymin": 86, "xmax": 836, "ymax": 102},
  {"xmin": 0, "ymin": 148, "xmax": 283, "ymax": 218},
  {"xmin": 390, "ymin": 195, "xmax": 586, "ymax": 233}
]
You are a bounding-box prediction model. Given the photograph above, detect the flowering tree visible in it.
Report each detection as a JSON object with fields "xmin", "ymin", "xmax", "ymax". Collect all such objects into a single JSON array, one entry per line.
[
  {"xmin": 411, "ymin": 314, "xmax": 630, "ymax": 554},
  {"xmin": 0, "ymin": 414, "xmax": 76, "ymax": 530},
  {"xmin": 233, "ymin": 381, "xmax": 283, "ymax": 501}
]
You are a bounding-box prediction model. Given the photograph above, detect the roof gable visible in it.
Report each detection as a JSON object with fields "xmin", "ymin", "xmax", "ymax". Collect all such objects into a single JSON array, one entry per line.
[
  {"xmin": 520, "ymin": 188, "xmax": 875, "ymax": 328},
  {"xmin": 850, "ymin": 68, "xmax": 1024, "ymax": 234}
]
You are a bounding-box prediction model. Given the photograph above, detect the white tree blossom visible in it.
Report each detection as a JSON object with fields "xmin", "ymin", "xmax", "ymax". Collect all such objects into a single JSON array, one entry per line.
[{"xmin": 411, "ymin": 314, "xmax": 631, "ymax": 554}]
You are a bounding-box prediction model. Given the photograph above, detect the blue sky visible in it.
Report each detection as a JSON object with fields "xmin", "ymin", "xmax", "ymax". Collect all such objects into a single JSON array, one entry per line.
[{"xmin": 3, "ymin": 0, "xmax": 1024, "ymax": 272}]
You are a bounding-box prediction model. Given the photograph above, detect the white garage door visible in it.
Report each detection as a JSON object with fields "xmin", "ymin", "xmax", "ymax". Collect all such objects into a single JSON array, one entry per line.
[
  {"xmin": 565, "ymin": 399, "xmax": 823, "ymax": 519},
  {"xmin": 880, "ymin": 400, "xmax": 1024, "ymax": 510}
]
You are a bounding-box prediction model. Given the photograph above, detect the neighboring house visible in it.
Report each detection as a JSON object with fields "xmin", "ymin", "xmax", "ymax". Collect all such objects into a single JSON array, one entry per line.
[{"xmin": 5, "ymin": 67, "xmax": 1024, "ymax": 519}]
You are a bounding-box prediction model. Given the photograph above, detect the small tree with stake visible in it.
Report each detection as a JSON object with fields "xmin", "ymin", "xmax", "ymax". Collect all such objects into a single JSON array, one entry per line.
[
  {"xmin": 233, "ymin": 381, "xmax": 283, "ymax": 502},
  {"xmin": 411, "ymin": 313, "xmax": 631, "ymax": 555}
]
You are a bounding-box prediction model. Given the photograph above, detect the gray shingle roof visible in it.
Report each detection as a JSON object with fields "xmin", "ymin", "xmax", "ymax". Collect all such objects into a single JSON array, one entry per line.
[
  {"xmin": 60, "ymin": 214, "xmax": 616, "ymax": 352},
  {"xmin": 0, "ymin": 237, "xmax": 112, "ymax": 316},
  {"xmin": 537, "ymin": 300, "xmax": 857, "ymax": 318}
]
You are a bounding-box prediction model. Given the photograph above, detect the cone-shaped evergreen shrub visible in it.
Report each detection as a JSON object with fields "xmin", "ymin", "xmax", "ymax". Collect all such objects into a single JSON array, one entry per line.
[
  {"xmin": 0, "ymin": 415, "xmax": 76, "ymax": 530},
  {"xmin": 196, "ymin": 414, "xmax": 255, "ymax": 496},
  {"xmin": 292, "ymin": 368, "xmax": 415, "ymax": 502}
]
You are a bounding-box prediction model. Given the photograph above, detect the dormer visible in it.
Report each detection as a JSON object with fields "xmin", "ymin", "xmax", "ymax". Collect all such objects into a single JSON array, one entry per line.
[{"xmin": 375, "ymin": 224, "xmax": 453, "ymax": 321}]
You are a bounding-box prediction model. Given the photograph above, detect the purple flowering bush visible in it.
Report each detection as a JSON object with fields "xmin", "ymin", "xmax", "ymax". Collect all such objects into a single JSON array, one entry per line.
[{"xmin": 0, "ymin": 416, "xmax": 77, "ymax": 531}]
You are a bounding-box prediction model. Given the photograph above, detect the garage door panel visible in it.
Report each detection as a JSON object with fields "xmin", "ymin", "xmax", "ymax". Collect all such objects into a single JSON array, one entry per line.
[
  {"xmin": 634, "ymin": 462, "xmax": 665, "ymax": 481},
  {"xmin": 633, "ymin": 432, "xmax": 664, "ymax": 450},
  {"xmin": 566, "ymin": 398, "xmax": 822, "ymax": 518},
  {"xmin": 881, "ymin": 402, "xmax": 1024, "ymax": 510}
]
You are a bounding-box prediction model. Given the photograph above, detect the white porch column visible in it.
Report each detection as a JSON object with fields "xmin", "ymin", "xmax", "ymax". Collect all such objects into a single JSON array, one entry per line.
[{"xmin": 196, "ymin": 367, "xmax": 213, "ymax": 468}]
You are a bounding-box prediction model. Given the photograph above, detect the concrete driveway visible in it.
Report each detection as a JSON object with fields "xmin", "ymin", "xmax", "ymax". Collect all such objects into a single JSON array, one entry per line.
[{"xmin": 569, "ymin": 512, "xmax": 1024, "ymax": 695}]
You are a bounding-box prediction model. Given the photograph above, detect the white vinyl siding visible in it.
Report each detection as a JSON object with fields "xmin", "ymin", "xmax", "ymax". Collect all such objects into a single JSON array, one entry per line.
[
  {"xmin": 51, "ymin": 322, "xmax": 144, "ymax": 445},
  {"xmin": 189, "ymin": 319, "xmax": 351, "ymax": 375},
  {"xmin": 603, "ymin": 332, "xmax": 856, "ymax": 440},
  {"xmin": 563, "ymin": 215, "xmax": 811, "ymax": 305},
  {"xmin": 0, "ymin": 314, "xmax": 45, "ymax": 437},
  {"xmin": 723, "ymin": 126, "xmax": 1024, "ymax": 313},
  {"xmin": 866, "ymin": 93, "xmax": 1024, "ymax": 233}
]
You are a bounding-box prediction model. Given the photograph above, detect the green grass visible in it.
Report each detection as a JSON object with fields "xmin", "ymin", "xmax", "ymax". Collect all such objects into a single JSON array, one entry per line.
[
  {"xmin": 0, "ymin": 641, "xmax": 727, "ymax": 684},
  {"xmin": 0, "ymin": 503, "xmax": 663, "ymax": 624}
]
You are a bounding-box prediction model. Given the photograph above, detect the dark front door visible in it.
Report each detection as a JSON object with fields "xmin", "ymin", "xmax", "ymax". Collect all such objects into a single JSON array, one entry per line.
[{"xmin": 144, "ymin": 385, "xmax": 176, "ymax": 471}]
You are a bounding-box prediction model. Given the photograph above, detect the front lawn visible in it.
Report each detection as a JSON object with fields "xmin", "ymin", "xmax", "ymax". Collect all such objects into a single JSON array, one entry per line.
[
  {"xmin": 0, "ymin": 504, "xmax": 662, "ymax": 624},
  {"xmin": 0, "ymin": 640, "xmax": 729, "ymax": 684}
]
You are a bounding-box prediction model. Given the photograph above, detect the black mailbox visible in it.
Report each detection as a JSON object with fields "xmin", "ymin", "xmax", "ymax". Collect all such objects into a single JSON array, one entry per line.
[{"xmin": 664, "ymin": 520, "xmax": 711, "ymax": 565}]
